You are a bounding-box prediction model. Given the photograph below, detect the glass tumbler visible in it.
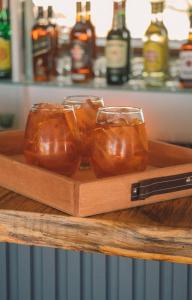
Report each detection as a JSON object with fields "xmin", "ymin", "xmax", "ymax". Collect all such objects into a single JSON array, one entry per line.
[
  {"xmin": 63, "ymin": 95, "xmax": 104, "ymax": 167},
  {"xmin": 91, "ymin": 107, "xmax": 148, "ymax": 178},
  {"xmin": 24, "ymin": 103, "xmax": 81, "ymax": 176}
]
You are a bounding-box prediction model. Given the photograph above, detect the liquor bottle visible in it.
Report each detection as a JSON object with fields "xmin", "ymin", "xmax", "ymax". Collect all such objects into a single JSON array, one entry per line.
[
  {"xmin": 143, "ymin": 0, "xmax": 168, "ymax": 87},
  {"xmin": 85, "ymin": 1, "xmax": 96, "ymax": 59},
  {"xmin": 0, "ymin": 0, "xmax": 11, "ymax": 79},
  {"xmin": 70, "ymin": 1, "xmax": 95, "ymax": 83},
  {"xmin": 47, "ymin": 6, "xmax": 58, "ymax": 77},
  {"xmin": 179, "ymin": 8, "xmax": 192, "ymax": 88},
  {"xmin": 105, "ymin": 0, "xmax": 131, "ymax": 85},
  {"xmin": 31, "ymin": 6, "xmax": 51, "ymax": 82}
]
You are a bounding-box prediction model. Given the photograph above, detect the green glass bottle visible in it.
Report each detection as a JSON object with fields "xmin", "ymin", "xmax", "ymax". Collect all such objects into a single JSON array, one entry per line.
[
  {"xmin": 106, "ymin": 0, "xmax": 131, "ymax": 85},
  {"xmin": 0, "ymin": 0, "xmax": 11, "ymax": 79}
]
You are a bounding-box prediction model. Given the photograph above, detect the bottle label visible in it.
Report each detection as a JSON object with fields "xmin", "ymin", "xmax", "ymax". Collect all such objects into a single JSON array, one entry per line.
[
  {"xmin": 179, "ymin": 51, "xmax": 192, "ymax": 80},
  {"xmin": 106, "ymin": 40, "xmax": 128, "ymax": 68},
  {"xmin": 144, "ymin": 42, "xmax": 166, "ymax": 72},
  {"xmin": 33, "ymin": 36, "xmax": 51, "ymax": 57},
  {"xmin": 0, "ymin": 38, "xmax": 11, "ymax": 70},
  {"xmin": 71, "ymin": 40, "xmax": 92, "ymax": 70}
]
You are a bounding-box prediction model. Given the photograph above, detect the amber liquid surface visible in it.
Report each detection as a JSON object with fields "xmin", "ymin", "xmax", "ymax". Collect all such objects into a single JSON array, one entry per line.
[
  {"xmin": 91, "ymin": 122, "xmax": 148, "ymax": 178},
  {"xmin": 24, "ymin": 104, "xmax": 80, "ymax": 176}
]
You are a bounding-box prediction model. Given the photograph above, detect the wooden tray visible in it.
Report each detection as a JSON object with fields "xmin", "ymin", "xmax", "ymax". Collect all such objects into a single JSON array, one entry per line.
[{"xmin": 0, "ymin": 130, "xmax": 191, "ymax": 217}]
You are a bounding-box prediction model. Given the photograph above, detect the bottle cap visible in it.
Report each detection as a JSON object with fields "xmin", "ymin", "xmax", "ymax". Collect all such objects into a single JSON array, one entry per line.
[{"xmin": 150, "ymin": 0, "xmax": 164, "ymax": 13}]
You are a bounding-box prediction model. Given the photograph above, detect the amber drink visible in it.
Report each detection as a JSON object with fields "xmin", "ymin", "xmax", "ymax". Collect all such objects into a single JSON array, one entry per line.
[
  {"xmin": 91, "ymin": 107, "xmax": 148, "ymax": 178},
  {"xmin": 24, "ymin": 103, "xmax": 80, "ymax": 176},
  {"xmin": 63, "ymin": 96, "xmax": 104, "ymax": 166}
]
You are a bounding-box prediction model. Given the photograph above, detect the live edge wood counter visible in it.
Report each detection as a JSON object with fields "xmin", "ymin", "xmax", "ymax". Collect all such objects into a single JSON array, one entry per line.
[{"xmin": 0, "ymin": 186, "xmax": 192, "ymax": 265}]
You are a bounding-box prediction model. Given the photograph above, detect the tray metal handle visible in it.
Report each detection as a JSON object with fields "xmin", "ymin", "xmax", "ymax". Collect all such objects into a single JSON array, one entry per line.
[{"xmin": 131, "ymin": 172, "xmax": 192, "ymax": 201}]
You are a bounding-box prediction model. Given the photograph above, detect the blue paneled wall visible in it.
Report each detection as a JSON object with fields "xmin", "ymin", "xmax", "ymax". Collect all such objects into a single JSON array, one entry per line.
[{"xmin": 0, "ymin": 243, "xmax": 191, "ymax": 300}]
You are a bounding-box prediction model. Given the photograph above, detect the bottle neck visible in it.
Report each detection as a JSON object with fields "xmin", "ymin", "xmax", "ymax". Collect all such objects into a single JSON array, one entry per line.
[
  {"xmin": 76, "ymin": 2, "xmax": 82, "ymax": 22},
  {"xmin": 48, "ymin": 7, "xmax": 56, "ymax": 26},
  {"xmin": 188, "ymin": 14, "xmax": 192, "ymax": 41},
  {"xmin": 1, "ymin": 0, "xmax": 8, "ymax": 10},
  {"xmin": 112, "ymin": 1, "xmax": 119, "ymax": 30},
  {"xmin": 85, "ymin": 1, "xmax": 91, "ymax": 22},
  {"xmin": 0, "ymin": 0, "xmax": 9, "ymax": 22},
  {"xmin": 151, "ymin": 2, "xmax": 164, "ymax": 23},
  {"xmin": 118, "ymin": 1, "xmax": 126, "ymax": 29},
  {"xmin": 47, "ymin": 6, "xmax": 53, "ymax": 19},
  {"xmin": 37, "ymin": 7, "xmax": 47, "ymax": 25}
]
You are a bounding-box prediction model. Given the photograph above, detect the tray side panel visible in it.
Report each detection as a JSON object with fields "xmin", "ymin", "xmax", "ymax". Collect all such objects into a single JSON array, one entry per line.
[
  {"xmin": 78, "ymin": 164, "xmax": 192, "ymax": 217},
  {"xmin": 0, "ymin": 154, "xmax": 76, "ymax": 215},
  {"xmin": 149, "ymin": 141, "xmax": 192, "ymax": 167}
]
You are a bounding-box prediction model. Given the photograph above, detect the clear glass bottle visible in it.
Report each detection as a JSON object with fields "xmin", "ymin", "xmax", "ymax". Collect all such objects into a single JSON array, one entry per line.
[
  {"xmin": 0, "ymin": 0, "xmax": 11, "ymax": 79},
  {"xmin": 179, "ymin": 8, "xmax": 192, "ymax": 89},
  {"xmin": 106, "ymin": 0, "xmax": 131, "ymax": 85},
  {"xmin": 70, "ymin": 1, "xmax": 95, "ymax": 83},
  {"xmin": 143, "ymin": 0, "xmax": 169, "ymax": 87}
]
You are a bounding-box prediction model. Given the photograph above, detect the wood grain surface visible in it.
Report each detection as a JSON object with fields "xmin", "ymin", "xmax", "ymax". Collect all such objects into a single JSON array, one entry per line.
[{"xmin": 0, "ymin": 187, "xmax": 192, "ymax": 264}]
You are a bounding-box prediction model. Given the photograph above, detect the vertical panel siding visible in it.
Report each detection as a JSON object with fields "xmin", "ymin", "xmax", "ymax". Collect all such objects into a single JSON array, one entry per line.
[
  {"xmin": 0, "ymin": 243, "xmax": 191, "ymax": 300},
  {"xmin": 160, "ymin": 262, "xmax": 173, "ymax": 300},
  {"xmin": 133, "ymin": 259, "xmax": 145, "ymax": 300},
  {"xmin": 0, "ymin": 244, "xmax": 8, "ymax": 300},
  {"xmin": 17, "ymin": 245, "xmax": 32, "ymax": 300},
  {"xmin": 56, "ymin": 249, "xmax": 68, "ymax": 300},
  {"xmin": 145, "ymin": 261, "xmax": 160, "ymax": 300},
  {"xmin": 31, "ymin": 247, "xmax": 43, "ymax": 300},
  {"xmin": 119, "ymin": 257, "xmax": 133, "ymax": 300},
  {"xmin": 172, "ymin": 264, "xmax": 188, "ymax": 300},
  {"xmin": 7, "ymin": 244, "xmax": 19, "ymax": 300},
  {"xmin": 42, "ymin": 248, "xmax": 56, "ymax": 300}
]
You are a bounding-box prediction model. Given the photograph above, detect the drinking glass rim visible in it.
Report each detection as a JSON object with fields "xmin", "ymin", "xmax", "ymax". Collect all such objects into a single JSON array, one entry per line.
[
  {"xmin": 97, "ymin": 106, "xmax": 143, "ymax": 115},
  {"xmin": 63, "ymin": 95, "xmax": 103, "ymax": 104},
  {"xmin": 31, "ymin": 103, "xmax": 74, "ymax": 112}
]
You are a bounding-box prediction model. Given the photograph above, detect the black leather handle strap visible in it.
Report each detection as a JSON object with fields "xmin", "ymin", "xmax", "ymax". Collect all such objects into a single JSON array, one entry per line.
[{"xmin": 131, "ymin": 172, "xmax": 192, "ymax": 201}]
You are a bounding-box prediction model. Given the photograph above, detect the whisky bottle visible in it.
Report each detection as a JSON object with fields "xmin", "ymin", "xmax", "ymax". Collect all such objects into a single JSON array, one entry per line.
[
  {"xmin": 106, "ymin": 0, "xmax": 131, "ymax": 85},
  {"xmin": 85, "ymin": 1, "xmax": 96, "ymax": 59},
  {"xmin": 70, "ymin": 1, "xmax": 95, "ymax": 83},
  {"xmin": 0, "ymin": 0, "xmax": 11, "ymax": 79},
  {"xmin": 31, "ymin": 6, "xmax": 51, "ymax": 82},
  {"xmin": 143, "ymin": 0, "xmax": 168, "ymax": 87},
  {"xmin": 47, "ymin": 6, "xmax": 58, "ymax": 77},
  {"xmin": 179, "ymin": 9, "xmax": 192, "ymax": 88}
]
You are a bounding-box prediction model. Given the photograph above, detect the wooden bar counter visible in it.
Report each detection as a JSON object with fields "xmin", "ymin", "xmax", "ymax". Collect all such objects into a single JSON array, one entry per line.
[{"xmin": 0, "ymin": 186, "xmax": 192, "ymax": 265}]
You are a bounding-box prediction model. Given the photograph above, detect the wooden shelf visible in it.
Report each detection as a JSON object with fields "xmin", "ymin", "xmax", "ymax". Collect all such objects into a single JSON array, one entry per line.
[{"xmin": 0, "ymin": 186, "xmax": 192, "ymax": 264}]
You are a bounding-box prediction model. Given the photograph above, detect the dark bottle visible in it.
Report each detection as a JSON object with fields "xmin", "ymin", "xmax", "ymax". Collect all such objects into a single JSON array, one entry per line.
[
  {"xmin": 106, "ymin": 0, "xmax": 131, "ymax": 85},
  {"xmin": 179, "ymin": 8, "xmax": 192, "ymax": 88},
  {"xmin": 31, "ymin": 6, "xmax": 51, "ymax": 82},
  {"xmin": 0, "ymin": 0, "xmax": 11, "ymax": 79},
  {"xmin": 47, "ymin": 6, "xmax": 58, "ymax": 77},
  {"xmin": 70, "ymin": 1, "xmax": 95, "ymax": 83},
  {"xmin": 85, "ymin": 1, "xmax": 96, "ymax": 59}
]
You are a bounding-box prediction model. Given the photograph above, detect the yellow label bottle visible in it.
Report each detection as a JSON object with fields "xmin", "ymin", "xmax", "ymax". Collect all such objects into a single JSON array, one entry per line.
[
  {"xmin": 0, "ymin": 3, "xmax": 11, "ymax": 79},
  {"xmin": 143, "ymin": 0, "xmax": 168, "ymax": 87},
  {"xmin": 0, "ymin": 37, "xmax": 11, "ymax": 70}
]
